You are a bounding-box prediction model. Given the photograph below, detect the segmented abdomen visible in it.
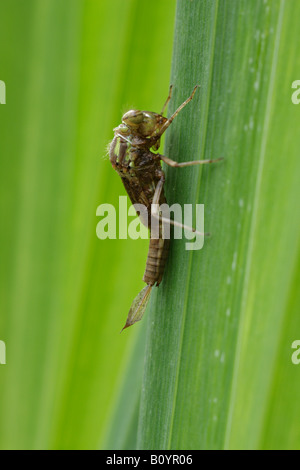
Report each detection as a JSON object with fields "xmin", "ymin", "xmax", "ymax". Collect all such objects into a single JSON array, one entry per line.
[{"xmin": 143, "ymin": 225, "xmax": 170, "ymax": 286}]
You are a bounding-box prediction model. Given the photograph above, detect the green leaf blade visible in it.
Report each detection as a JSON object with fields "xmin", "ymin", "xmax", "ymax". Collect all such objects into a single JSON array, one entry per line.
[{"xmin": 138, "ymin": 0, "xmax": 300, "ymax": 450}]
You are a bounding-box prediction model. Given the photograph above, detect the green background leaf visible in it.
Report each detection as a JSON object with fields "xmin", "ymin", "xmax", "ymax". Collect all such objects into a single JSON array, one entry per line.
[
  {"xmin": 0, "ymin": 0, "xmax": 175, "ymax": 450},
  {"xmin": 138, "ymin": 0, "xmax": 300, "ymax": 451}
]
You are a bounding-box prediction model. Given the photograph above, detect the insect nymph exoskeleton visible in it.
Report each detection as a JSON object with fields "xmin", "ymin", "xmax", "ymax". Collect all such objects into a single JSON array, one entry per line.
[{"xmin": 109, "ymin": 85, "xmax": 223, "ymax": 330}]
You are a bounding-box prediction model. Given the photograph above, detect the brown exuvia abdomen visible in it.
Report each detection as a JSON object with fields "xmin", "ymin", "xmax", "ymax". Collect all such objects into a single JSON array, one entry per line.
[{"xmin": 143, "ymin": 236, "xmax": 170, "ymax": 286}]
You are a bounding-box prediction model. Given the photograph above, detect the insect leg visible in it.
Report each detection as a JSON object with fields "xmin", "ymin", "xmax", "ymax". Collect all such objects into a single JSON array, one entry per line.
[
  {"xmin": 159, "ymin": 154, "xmax": 223, "ymax": 167},
  {"xmin": 157, "ymin": 85, "xmax": 200, "ymax": 137},
  {"xmin": 160, "ymin": 84, "xmax": 173, "ymax": 116},
  {"xmin": 152, "ymin": 176, "xmax": 165, "ymax": 205},
  {"xmin": 151, "ymin": 177, "xmax": 209, "ymax": 236}
]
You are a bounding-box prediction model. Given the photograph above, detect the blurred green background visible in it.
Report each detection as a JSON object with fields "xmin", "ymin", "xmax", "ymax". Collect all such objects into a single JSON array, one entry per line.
[{"xmin": 0, "ymin": 0, "xmax": 175, "ymax": 449}]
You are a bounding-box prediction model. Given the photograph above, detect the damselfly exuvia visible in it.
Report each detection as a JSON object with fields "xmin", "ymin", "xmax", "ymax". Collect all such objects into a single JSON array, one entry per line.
[{"xmin": 109, "ymin": 86, "xmax": 222, "ymax": 330}]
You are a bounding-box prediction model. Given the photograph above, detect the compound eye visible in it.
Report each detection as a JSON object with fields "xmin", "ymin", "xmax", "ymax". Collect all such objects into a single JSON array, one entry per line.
[{"xmin": 122, "ymin": 110, "xmax": 144, "ymax": 126}]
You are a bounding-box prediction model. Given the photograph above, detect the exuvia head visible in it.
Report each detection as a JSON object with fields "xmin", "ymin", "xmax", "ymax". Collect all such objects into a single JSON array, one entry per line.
[{"xmin": 121, "ymin": 110, "xmax": 166, "ymax": 138}]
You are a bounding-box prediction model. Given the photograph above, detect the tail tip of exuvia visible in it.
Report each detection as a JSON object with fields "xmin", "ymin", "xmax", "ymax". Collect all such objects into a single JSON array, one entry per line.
[{"xmin": 120, "ymin": 322, "xmax": 131, "ymax": 333}]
